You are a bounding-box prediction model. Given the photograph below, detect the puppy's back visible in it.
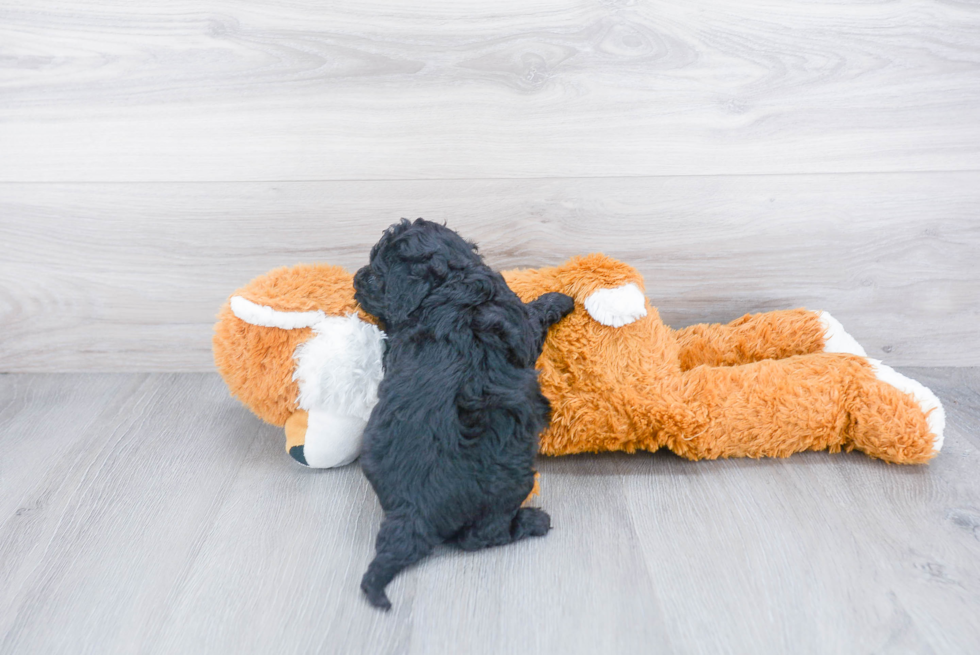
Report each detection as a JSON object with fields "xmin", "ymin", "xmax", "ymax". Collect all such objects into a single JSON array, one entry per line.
[{"xmin": 354, "ymin": 219, "xmax": 559, "ymax": 610}]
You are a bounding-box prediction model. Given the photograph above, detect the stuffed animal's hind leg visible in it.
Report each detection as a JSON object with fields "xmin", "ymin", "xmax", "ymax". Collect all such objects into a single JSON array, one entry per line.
[
  {"xmin": 669, "ymin": 353, "xmax": 941, "ymax": 464},
  {"xmin": 455, "ymin": 507, "xmax": 551, "ymax": 551},
  {"xmin": 673, "ymin": 309, "xmax": 843, "ymax": 370},
  {"xmin": 361, "ymin": 515, "xmax": 435, "ymax": 610}
]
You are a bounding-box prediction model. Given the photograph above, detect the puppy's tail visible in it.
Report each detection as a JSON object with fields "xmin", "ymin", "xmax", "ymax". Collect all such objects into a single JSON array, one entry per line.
[{"xmin": 361, "ymin": 515, "xmax": 434, "ymax": 611}]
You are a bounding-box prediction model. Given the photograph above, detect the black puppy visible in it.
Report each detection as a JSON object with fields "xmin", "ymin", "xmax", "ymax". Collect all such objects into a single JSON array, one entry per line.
[{"xmin": 353, "ymin": 219, "xmax": 574, "ymax": 610}]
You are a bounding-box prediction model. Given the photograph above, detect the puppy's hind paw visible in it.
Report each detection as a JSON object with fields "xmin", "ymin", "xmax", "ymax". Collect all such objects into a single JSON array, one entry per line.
[
  {"xmin": 513, "ymin": 507, "xmax": 552, "ymax": 539},
  {"xmin": 361, "ymin": 575, "xmax": 392, "ymax": 611}
]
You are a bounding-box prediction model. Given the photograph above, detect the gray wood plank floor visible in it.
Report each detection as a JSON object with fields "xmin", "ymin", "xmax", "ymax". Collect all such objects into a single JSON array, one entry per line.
[{"xmin": 1, "ymin": 370, "xmax": 978, "ymax": 654}]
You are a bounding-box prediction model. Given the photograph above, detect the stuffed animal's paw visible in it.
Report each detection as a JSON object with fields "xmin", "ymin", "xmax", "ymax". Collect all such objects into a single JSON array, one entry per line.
[
  {"xmin": 284, "ymin": 408, "xmax": 366, "ymax": 467},
  {"xmin": 869, "ymin": 360, "xmax": 946, "ymax": 453},
  {"xmin": 583, "ymin": 283, "xmax": 647, "ymax": 327},
  {"xmin": 817, "ymin": 312, "xmax": 943, "ymax": 454}
]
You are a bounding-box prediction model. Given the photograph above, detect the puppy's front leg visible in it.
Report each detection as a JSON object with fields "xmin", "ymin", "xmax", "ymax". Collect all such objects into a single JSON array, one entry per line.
[{"xmin": 526, "ymin": 292, "xmax": 575, "ymax": 349}]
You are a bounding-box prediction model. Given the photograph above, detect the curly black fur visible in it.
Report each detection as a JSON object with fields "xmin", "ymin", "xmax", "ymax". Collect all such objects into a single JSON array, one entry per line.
[{"xmin": 353, "ymin": 218, "xmax": 574, "ymax": 610}]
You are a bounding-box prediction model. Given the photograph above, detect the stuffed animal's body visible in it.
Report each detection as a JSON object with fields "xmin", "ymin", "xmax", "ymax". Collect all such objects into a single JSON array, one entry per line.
[{"xmin": 213, "ymin": 255, "xmax": 944, "ymax": 468}]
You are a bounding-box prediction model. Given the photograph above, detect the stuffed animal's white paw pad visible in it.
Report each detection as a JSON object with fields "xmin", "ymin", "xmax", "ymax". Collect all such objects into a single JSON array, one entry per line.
[
  {"xmin": 584, "ymin": 283, "xmax": 648, "ymax": 328},
  {"xmin": 818, "ymin": 311, "xmax": 867, "ymax": 357}
]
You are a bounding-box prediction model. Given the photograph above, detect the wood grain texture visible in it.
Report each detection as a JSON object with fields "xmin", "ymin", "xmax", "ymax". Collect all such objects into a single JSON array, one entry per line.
[
  {"xmin": 0, "ymin": 373, "xmax": 266, "ymax": 653},
  {"xmin": 1, "ymin": 0, "xmax": 979, "ymax": 181},
  {"xmin": 2, "ymin": 173, "xmax": 978, "ymax": 371},
  {"xmin": 0, "ymin": 370, "xmax": 978, "ymax": 654}
]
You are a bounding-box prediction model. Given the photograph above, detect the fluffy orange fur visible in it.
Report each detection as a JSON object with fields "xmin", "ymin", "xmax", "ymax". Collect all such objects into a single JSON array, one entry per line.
[
  {"xmin": 215, "ymin": 255, "xmax": 937, "ymax": 465},
  {"xmin": 504, "ymin": 255, "xmax": 935, "ymax": 464}
]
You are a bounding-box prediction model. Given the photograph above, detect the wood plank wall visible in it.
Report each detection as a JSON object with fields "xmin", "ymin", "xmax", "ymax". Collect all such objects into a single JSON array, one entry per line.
[{"xmin": 1, "ymin": 1, "xmax": 978, "ymax": 371}]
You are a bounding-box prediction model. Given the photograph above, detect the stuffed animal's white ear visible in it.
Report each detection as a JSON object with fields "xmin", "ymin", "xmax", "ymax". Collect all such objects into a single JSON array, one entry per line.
[
  {"xmin": 230, "ymin": 295, "xmax": 326, "ymax": 329},
  {"xmin": 583, "ymin": 283, "xmax": 648, "ymax": 327}
]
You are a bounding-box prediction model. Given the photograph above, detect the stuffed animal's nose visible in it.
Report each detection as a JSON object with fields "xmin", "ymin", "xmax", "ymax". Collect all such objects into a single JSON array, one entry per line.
[{"xmin": 288, "ymin": 444, "xmax": 307, "ymax": 466}]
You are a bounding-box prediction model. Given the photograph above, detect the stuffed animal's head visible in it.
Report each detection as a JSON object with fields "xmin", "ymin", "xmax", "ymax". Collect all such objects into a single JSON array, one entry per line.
[{"xmin": 216, "ymin": 250, "xmax": 651, "ymax": 469}]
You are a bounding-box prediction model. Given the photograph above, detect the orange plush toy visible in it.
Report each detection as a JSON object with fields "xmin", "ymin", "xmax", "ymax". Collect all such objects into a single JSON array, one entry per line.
[{"xmin": 214, "ymin": 254, "xmax": 944, "ymax": 469}]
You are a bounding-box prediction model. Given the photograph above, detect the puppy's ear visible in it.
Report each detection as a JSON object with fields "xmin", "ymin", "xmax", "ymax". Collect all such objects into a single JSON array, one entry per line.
[
  {"xmin": 458, "ymin": 268, "xmax": 495, "ymax": 307},
  {"xmin": 383, "ymin": 266, "xmax": 433, "ymax": 324}
]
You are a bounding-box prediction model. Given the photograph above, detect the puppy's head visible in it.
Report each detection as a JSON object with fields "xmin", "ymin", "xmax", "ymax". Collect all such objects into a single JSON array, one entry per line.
[{"xmin": 354, "ymin": 219, "xmax": 488, "ymax": 328}]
